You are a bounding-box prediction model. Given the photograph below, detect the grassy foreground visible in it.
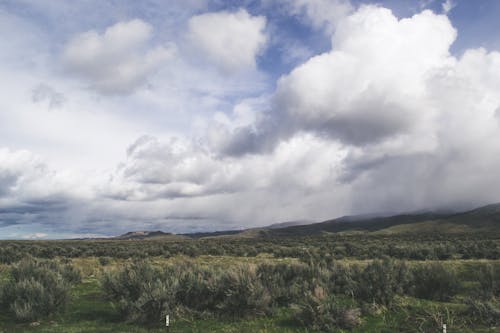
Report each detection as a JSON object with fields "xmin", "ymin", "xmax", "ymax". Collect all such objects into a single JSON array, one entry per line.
[{"xmin": 1, "ymin": 256, "xmax": 499, "ymax": 333}]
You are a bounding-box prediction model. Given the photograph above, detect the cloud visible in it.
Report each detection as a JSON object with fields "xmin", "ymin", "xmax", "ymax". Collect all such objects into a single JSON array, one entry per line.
[
  {"xmin": 207, "ymin": 106, "xmax": 281, "ymax": 157},
  {"xmin": 96, "ymin": 132, "xmax": 348, "ymax": 231},
  {"xmin": 210, "ymin": 6, "xmax": 456, "ymax": 157},
  {"xmin": 0, "ymin": 147, "xmax": 93, "ymax": 229},
  {"xmin": 274, "ymin": 6, "xmax": 456, "ymax": 147},
  {"xmin": 103, "ymin": 132, "xmax": 346, "ymax": 201},
  {"xmin": 63, "ymin": 19, "xmax": 175, "ymax": 94},
  {"xmin": 22, "ymin": 232, "xmax": 48, "ymax": 239},
  {"xmin": 104, "ymin": 135, "xmax": 224, "ymax": 200},
  {"xmin": 284, "ymin": 0, "xmax": 353, "ymax": 33},
  {"xmin": 0, "ymin": 148, "xmax": 52, "ymax": 199},
  {"xmin": 205, "ymin": 5, "xmax": 500, "ymax": 216},
  {"xmin": 187, "ymin": 9, "xmax": 267, "ymax": 73},
  {"xmin": 442, "ymin": 0, "xmax": 456, "ymax": 14},
  {"xmin": 31, "ymin": 83, "xmax": 66, "ymax": 109}
]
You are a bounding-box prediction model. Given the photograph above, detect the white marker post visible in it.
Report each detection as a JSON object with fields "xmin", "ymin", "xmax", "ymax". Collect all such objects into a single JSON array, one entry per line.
[
  {"xmin": 443, "ymin": 324, "xmax": 446, "ymax": 333},
  {"xmin": 166, "ymin": 314, "xmax": 170, "ymax": 332}
]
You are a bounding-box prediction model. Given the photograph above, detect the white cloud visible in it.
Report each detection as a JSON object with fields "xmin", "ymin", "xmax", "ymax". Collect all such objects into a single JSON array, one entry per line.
[
  {"xmin": 104, "ymin": 135, "xmax": 223, "ymax": 200},
  {"xmin": 63, "ymin": 19, "xmax": 175, "ymax": 94},
  {"xmin": 22, "ymin": 233, "xmax": 48, "ymax": 239},
  {"xmin": 442, "ymin": 0, "xmax": 456, "ymax": 14},
  {"xmin": 210, "ymin": 5, "xmax": 500, "ymax": 216},
  {"xmin": 284, "ymin": 0, "xmax": 353, "ymax": 33},
  {"xmin": 0, "ymin": 147, "xmax": 95, "ymax": 231},
  {"xmin": 187, "ymin": 9, "xmax": 267, "ymax": 73},
  {"xmin": 274, "ymin": 6, "xmax": 456, "ymax": 149},
  {"xmin": 0, "ymin": 147, "xmax": 92, "ymax": 203},
  {"xmin": 104, "ymin": 132, "xmax": 346, "ymax": 197}
]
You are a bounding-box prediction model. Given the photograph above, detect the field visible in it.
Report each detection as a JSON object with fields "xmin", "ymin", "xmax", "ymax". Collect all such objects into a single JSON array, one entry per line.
[{"xmin": 1, "ymin": 232, "xmax": 499, "ymax": 332}]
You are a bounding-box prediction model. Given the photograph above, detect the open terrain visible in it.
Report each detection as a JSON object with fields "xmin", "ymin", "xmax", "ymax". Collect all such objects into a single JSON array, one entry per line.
[{"xmin": 1, "ymin": 204, "xmax": 500, "ymax": 332}]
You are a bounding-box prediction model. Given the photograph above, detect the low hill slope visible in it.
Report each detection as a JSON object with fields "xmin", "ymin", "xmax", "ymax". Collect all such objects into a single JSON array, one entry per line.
[
  {"xmin": 114, "ymin": 231, "xmax": 189, "ymax": 240},
  {"xmin": 264, "ymin": 203, "xmax": 500, "ymax": 237}
]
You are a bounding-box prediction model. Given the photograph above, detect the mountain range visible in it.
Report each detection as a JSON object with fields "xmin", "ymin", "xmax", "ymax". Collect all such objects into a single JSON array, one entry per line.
[{"xmin": 112, "ymin": 203, "xmax": 500, "ymax": 240}]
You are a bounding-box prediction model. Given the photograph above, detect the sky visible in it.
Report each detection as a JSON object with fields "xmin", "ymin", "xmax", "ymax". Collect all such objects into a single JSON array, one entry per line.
[{"xmin": 1, "ymin": 0, "xmax": 500, "ymax": 239}]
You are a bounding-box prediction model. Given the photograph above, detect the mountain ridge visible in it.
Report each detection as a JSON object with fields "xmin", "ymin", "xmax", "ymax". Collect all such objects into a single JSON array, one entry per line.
[{"xmin": 108, "ymin": 202, "xmax": 500, "ymax": 240}]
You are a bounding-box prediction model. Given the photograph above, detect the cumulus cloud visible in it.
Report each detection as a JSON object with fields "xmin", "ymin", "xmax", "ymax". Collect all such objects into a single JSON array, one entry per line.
[
  {"xmin": 274, "ymin": 6, "xmax": 456, "ymax": 148},
  {"xmin": 0, "ymin": 148, "xmax": 85, "ymax": 228},
  {"xmin": 187, "ymin": 9, "xmax": 267, "ymax": 73},
  {"xmin": 211, "ymin": 7, "xmax": 456, "ymax": 157},
  {"xmin": 206, "ymin": 100, "xmax": 282, "ymax": 156},
  {"xmin": 207, "ymin": 5, "xmax": 500, "ymax": 215},
  {"xmin": 291, "ymin": 7, "xmax": 500, "ymax": 212},
  {"xmin": 103, "ymin": 133, "xmax": 346, "ymax": 205},
  {"xmin": 0, "ymin": 148, "xmax": 54, "ymax": 199},
  {"xmin": 63, "ymin": 19, "xmax": 175, "ymax": 94},
  {"xmin": 104, "ymin": 135, "xmax": 225, "ymax": 200},
  {"xmin": 284, "ymin": 0, "xmax": 353, "ymax": 33}
]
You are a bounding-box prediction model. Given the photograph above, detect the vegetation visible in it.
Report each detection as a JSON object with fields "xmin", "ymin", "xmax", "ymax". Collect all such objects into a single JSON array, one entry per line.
[
  {"xmin": 0, "ymin": 231, "xmax": 499, "ymax": 332},
  {"xmin": 0, "ymin": 258, "xmax": 81, "ymax": 322},
  {"xmin": 1, "ymin": 232, "xmax": 499, "ymax": 263}
]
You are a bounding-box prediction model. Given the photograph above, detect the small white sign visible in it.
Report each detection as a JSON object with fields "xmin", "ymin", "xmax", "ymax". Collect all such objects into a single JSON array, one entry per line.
[{"xmin": 166, "ymin": 314, "xmax": 170, "ymax": 327}]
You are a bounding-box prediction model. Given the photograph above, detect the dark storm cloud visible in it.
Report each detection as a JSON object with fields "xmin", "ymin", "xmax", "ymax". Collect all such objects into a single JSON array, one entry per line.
[
  {"xmin": 0, "ymin": 171, "xmax": 18, "ymax": 196},
  {"xmin": 217, "ymin": 115, "xmax": 284, "ymax": 156}
]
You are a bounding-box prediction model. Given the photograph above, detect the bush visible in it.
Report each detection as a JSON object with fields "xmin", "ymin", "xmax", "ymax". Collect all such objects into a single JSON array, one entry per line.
[
  {"xmin": 0, "ymin": 258, "xmax": 76, "ymax": 321},
  {"xmin": 477, "ymin": 263, "xmax": 500, "ymax": 299},
  {"xmin": 412, "ymin": 263, "xmax": 460, "ymax": 301},
  {"xmin": 296, "ymin": 286, "xmax": 361, "ymax": 331},
  {"xmin": 102, "ymin": 261, "xmax": 179, "ymax": 324},
  {"xmin": 98, "ymin": 257, "xmax": 112, "ymax": 266},
  {"xmin": 328, "ymin": 262, "xmax": 359, "ymax": 298},
  {"xmin": 357, "ymin": 259, "xmax": 412, "ymax": 306},
  {"xmin": 216, "ymin": 265, "xmax": 271, "ymax": 318},
  {"xmin": 464, "ymin": 298, "xmax": 500, "ymax": 326},
  {"xmin": 257, "ymin": 262, "xmax": 314, "ymax": 307},
  {"xmin": 0, "ymin": 245, "xmax": 23, "ymax": 264},
  {"xmin": 175, "ymin": 263, "xmax": 222, "ymax": 315},
  {"xmin": 103, "ymin": 261, "xmax": 272, "ymax": 323}
]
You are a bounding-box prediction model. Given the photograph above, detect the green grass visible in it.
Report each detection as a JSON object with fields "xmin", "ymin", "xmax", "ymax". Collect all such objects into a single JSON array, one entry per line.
[
  {"xmin": 0, "ymin": 276, "xmax": 312, "ymax": 333},
  {"xmin": 1, "ymin": 258, "xmax": 500, "ymax": 332}
]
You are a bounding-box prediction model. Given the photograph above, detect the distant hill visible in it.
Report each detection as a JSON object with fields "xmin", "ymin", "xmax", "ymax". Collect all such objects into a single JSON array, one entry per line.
[
  {"xmin": 110, "ymin": 203, "xmax": 500, "ymax": 240},
  {"xmin": 113, "ymin": 231, "xmax": 189, "ymax": 241},
  {"xmin": 264, "ymin": 203, "xmax": 500, "ymax": 237},
  {"xmin": 266, "ymin": 220, "xmax": 314, "ymax": 229}
]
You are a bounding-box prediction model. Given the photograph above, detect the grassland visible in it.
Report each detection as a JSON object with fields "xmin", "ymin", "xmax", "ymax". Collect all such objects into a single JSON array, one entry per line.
[{"xmin": 1, "ymin": 231, "xmax": 499, "ymax": 332}]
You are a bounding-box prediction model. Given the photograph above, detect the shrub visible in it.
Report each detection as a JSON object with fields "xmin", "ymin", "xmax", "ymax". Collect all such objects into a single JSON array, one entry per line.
[
  {"xmin": 175, "ymin": 263, "xmax": 222, "ymax": 315},
  {"xmin": 257, "ymin": 262, "xmax": 314, "ymax": 307},
  {"xmin": 102, "ymin": 261, "xmax": 179, "ymax": 324},
  {"xmin": 216, "ymin": 265, "xmax": 271, "ymax": 318},
  {"xmin": 296, "ymin": 286, "xmax": 361, "ymax": 331},
  {"xmin": 0, "ymin": 258, "xmax": 75, "ymax": 321},
  {"xmin": 103, "ymin": 261, "xmax": 273, "ymax": 322},
  {"xmin": 464, "ymin": 298, "xmax": 500, "ymax": 326},
  {"xmin": 357, "ymin": 259, "xmax": 412, "ymax": 306},
  {"xmin": 412, "ymin": 263, "xmax": 460, "ymax": 301},
  {"xmin": 98, "ymin": 257, "xmax": 112, "ymax": 266},
  {"xmin": 477, "ymin": 263, "xmax": 500, "ymax": 299},
  {"xmin": 328, "ymin": 262, "xmax": 360, "ymax": 298},
  {"xmin": 48, "ymin": 261, "xmax": 82, "ymax": 284},
  {"xmin": 0, "ymin": 245, "xmax": 23, "ymax": 264}
]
